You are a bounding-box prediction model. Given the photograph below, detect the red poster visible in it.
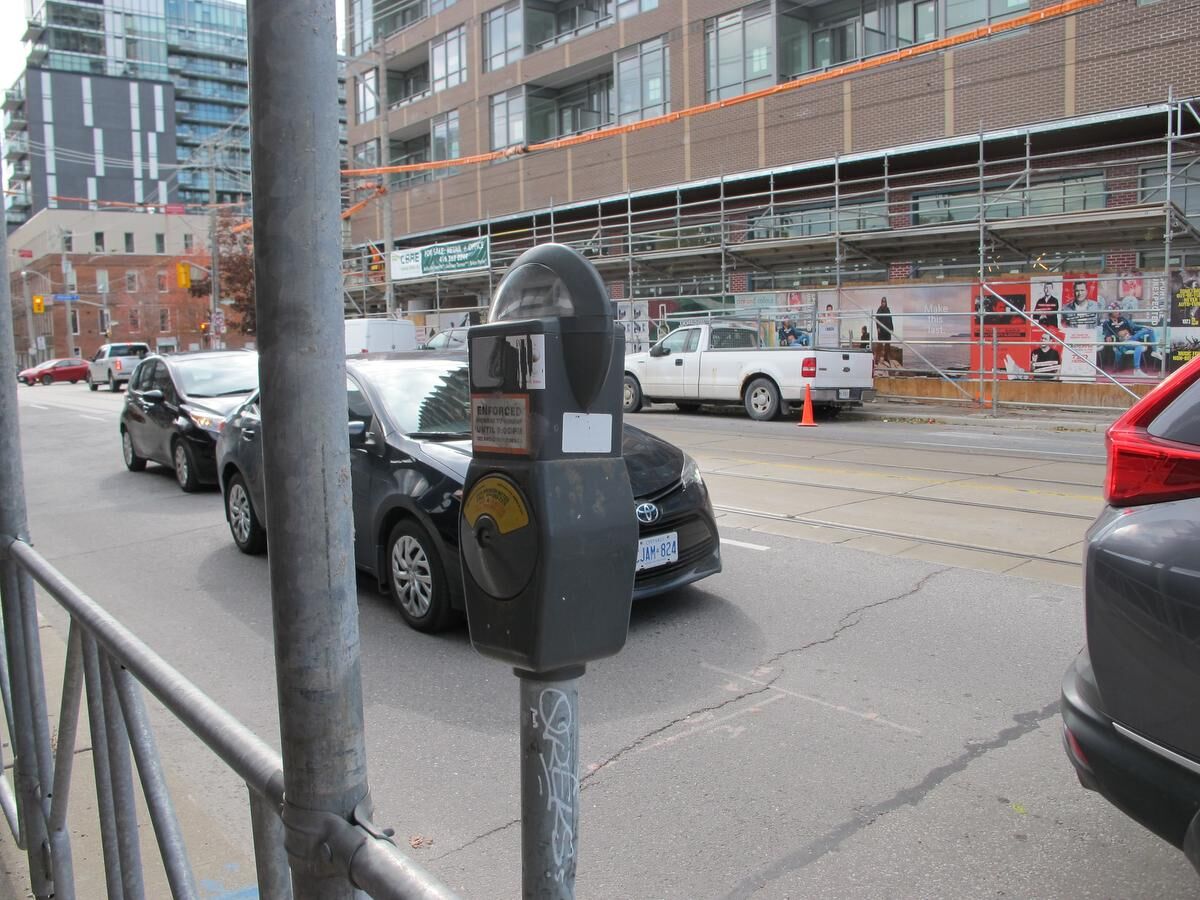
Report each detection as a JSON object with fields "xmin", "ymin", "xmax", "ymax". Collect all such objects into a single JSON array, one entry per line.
[{"xmin": 971, "ymin": 281, "xmax": 1032, "ymax": 379}]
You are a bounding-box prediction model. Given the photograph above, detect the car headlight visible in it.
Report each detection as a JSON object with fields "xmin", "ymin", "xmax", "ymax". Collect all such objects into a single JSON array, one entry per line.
[
  {"xmin": 681, "ymin": 454, "xmax": 704, "ymax": 487},
  {"xmin": 188, "ymin": 411, "xmax": 224, "ymax": 435}
]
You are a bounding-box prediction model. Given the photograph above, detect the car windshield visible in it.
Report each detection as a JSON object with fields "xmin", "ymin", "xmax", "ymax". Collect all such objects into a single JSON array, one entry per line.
[
  {"xmin": 356, "ymin": 358, "xmax": 470, "ymax": 437},
  {"xmin": 174, "ymin": 353, "xmax": 260, "ymax": 398}
]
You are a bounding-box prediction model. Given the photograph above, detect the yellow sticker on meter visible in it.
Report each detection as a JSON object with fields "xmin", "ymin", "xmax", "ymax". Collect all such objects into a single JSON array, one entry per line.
[{"xmin": 463, "ymin": 475, "xmax": 531, "ymax": 535}]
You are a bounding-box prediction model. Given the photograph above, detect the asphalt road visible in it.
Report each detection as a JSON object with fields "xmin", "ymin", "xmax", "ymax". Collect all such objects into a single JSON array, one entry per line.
[{"xmin": 7, "ymin": 382, "xmax": 1195, "ymax": 899}]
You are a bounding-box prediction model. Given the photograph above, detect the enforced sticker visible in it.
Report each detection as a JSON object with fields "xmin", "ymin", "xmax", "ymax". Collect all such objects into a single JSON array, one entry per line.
[{"xmin": 471, "ymin": 394, "xmax": 530, "ymax": 455}]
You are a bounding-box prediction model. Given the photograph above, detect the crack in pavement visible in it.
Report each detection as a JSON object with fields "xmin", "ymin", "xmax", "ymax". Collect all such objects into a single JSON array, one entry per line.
[
  {"xmin": 722, "ymin": 699, "xmax": 1062, "ymax": 899},
  {"xmin": 430, "ymin": 567, "xmax": 949, "ymax": 865},
  {"xmin": 760, "ymin": 566, "xmax": 950, "ymax": 670}
]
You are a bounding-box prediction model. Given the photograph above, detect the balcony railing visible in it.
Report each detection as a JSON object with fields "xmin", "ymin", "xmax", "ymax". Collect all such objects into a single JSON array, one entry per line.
[
  {"xmin": 4, "ymin": 136, "xmax": 30, "ymax": 159},
  {"xmin": 2, "ymin": 88, "xmax": 24, "ymax": 112}
]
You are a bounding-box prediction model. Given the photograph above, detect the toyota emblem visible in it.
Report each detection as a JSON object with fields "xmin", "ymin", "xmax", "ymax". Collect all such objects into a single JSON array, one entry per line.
[{"xmin": 635, "ymin": 502, "xmax": 660, "ymax": 525}]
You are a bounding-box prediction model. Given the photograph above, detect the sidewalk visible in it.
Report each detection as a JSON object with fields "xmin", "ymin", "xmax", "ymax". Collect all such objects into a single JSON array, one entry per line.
[{"xmin": 845, "ymin": 396, "xmax": 1123, "ymax": 433}]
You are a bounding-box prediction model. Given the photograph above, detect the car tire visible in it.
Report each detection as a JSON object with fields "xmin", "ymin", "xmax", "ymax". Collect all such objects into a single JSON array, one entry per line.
[
  {"xmin": 386, "ymin": 519, "xmax": 453, "ymax": 633},
  {"xmin": 744, "ymin": 377, "xmax": 781, "ymax": 421},
  {"xmin": 623, "ymin": 375, "xmax": 644, "ymax": 413},
  {"xmin": 40, "ymin": 374, "xmax": 53, "ymax": 386},
  {"xmin": 70, "ymin": 379, "xmax": 79, "ymax": 384},
  {"xmin": 225, "ymin": 473, "xmax": 266, "ymax": 555},
  {"xmin": 121, "ymin": 428, "xmax": 147, "ymax": 472},
  {"xmin": 675, "ymin": 402, "xmax": 701, "ymax": 413},
  {"xmin": 108, "ymin": 372, "xmax": 119, "ymax": 393},
  {"xmin": 87, "ymin": 376, "xmax": 98, "ymax": 392},
  {"xmin": 172, "ymin": 439, "xmax": 201, "ymax": 493}
]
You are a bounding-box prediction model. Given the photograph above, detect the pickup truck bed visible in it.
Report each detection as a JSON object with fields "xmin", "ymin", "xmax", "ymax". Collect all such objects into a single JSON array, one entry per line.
[{"xmin": 623, "ymin": 323, "xmax": 874, "ymax": 420}]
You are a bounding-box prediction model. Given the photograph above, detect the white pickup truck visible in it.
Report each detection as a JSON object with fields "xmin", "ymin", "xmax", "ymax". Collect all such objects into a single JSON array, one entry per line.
[
  {"xmin": 623, "ymin": 322, "xmax": 874, "ymax": 420},
  {"xmin": 87, "ymin": 342, "xmax": 151, "ymax": 392}
]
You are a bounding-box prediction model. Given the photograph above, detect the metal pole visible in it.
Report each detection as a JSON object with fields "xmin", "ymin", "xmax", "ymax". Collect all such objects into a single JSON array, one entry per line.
[
  {"xmin": 520, "ymin": 673, "xmax": 580, "ymax": 900},
  {"xmin": 248, "ymin": 789, "xmax": 291, "ymax": 900},
  {"xmin": 112, "ymin": 663, "xmax": 199, "ymax": 900},
  {"xmin": 47, "ymin": 624, "xmax": 82, "ymax": 900},
  {"xmin": 977, "ymin": 124, "xmax": 986, "ymax": 407},
  {"xmin": 377, "ymin": 32, "xmax": 395, "ymax": 317},
  {"xmin": 99, "ymin": 652, "xmax": 145, "ymax": 900},
  {"xmin": 80, "ymin": 632, "xmax": 125, "ymax": 900},
  {"xmin": 0, "ymin": 222, "xmax": 54, "ymax": 898},
  {"xmin": 991, "ymin": 329, "xmax": 999, "ymax": 416},
  {"xmin": 209, "ymin": 160, "xmax": 222, "ymax": 349},
  {"xmin": 21, "ymin": 273, "xmax": 37, "ymax": 366},
  {"xmin": 247, "ymin": 0, "xmax": 370, "ymax": 896}
]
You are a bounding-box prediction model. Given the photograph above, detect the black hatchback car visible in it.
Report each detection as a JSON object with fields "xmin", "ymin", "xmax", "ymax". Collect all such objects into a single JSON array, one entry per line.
[
  {"xmin": 119, "ymin": 351, "xmax": 260, "ymax": 492},
  {"xmin": 215, "ymin": 353, "xmax": 721, "ymax": 633},
  {"xmin": 1061, "ymin": 353, "xmax": 1200, "ymax": 872}
]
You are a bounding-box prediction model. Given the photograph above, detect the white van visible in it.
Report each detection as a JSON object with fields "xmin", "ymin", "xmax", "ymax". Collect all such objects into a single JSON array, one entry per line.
[{"xmin": 344, "ymin": 318, "xmax": 417, "ymax": 355}]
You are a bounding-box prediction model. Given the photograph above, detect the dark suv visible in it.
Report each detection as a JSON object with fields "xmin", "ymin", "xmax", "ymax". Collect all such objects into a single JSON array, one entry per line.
[{"xmin": 1061, "ymin": 353, "xmax": 1200, "ymax": 873}]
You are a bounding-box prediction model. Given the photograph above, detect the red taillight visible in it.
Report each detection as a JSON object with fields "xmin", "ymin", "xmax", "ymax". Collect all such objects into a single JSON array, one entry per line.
[
  {"xmin": 1064, "ymin": 723, "xmax": 1090, "ymax": 769},
  {"xmin": 1105, "ymin": 355, "xmax": 1200, "ymax": 506},
  {"xmin": 801, "ymin": 357, "xmax": 817, "ymax": 379},
  {"xmin": 114, "ymin": 359, "xmax": 123, "ymax": 372}
]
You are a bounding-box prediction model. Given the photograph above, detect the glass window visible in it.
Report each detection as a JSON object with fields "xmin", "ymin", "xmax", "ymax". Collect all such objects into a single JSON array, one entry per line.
[
  {"xmin": 157, "ymin": 271, "xmax": 168, "ymax": 292},
  {"xmin": 94, "ymin": 231, "xmax": 105, "ymax": 252},
  {"xmin": 431, "ymin": 26, "xmax": 467, "ymax": 92},
  {"xmin": 151, "ymin": 361, "xmax": 175, "ymax": 397},
  {"xmin": 897, "ymin": 0, "xmax": 937, "ymax": 44},
  {"xmin": 1141, "ymin": 162, "xmax": 1200, "ymax": 216},
  {"xmin": 431, "ymin": 110, "xmax": 460, "ymax": 162},
  {"xmin": 483, "ymin": 2, "xmax": 523, "ymax": 71},
  {"xmin": 155, "ymin": 233, "xmax": 165, "ymax": 254},
  {"xmin": 125, "ymin": 270, "xmax": 138, "ymax": 292},
  {"xmin": 355, "ymin": 68, "xmax": 378, "ymax": 123},
  {"xmin": 160, "ymin": 309, "xmax": 170, "ymax": 332},
  {"xmin": 129, "ymin": 307, "xmax": 140, "ymax": 330},
  {"xmin": 62, "ymin": 232, "xmax": 73, "ymax": 252},
  {"xmin": 96, "ymin": 269, "xmax": 109, "ymax": 293},
  {"xmin": 172, "ymin": 354, "xmax": 259, "ymax": 397},
  {"xmin": 347, "ymin": 377, "xmax": 375, "ymax": 421},
  {"xmin": 617, "ymin": 0, "xmax": 656, "ymax": 20},
  {"xmin": 945, "ymin": 0, "xmax": 988, "ymax": 31},
  {"xmin": 657, "ymin": 328, "xmax": 694, "ymax": 354},
  {"xmin": 124, "ymin": 232, "xmax": 135, "ymax": 253},
  {"xmin": 353, "ymin": 138, "xmax": 380, "ymax": 168},
  {"xmin": 616, "ymin": 37, "xmax": 670, "ymax": 125},
  {"xmin": 183, "ymin": 233, "xmax": 194, "ymax": 251},
  {"xmin": 705, "ymin": 4, "xmax": 774, "ymax": 101},
  {"xmin": 355, "ymin": 360, "xmax": 472, "ymax": 435},
  {"xmin": 490, "ymin": 88, "xmax": 526, "ymax": 149}
]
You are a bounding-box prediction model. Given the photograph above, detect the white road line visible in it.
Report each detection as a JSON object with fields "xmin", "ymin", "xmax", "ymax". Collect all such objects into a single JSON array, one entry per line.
[
  {"xmin": 719, "ymin": 537, "xmax": 770, "ymax": 551},
  {"xmin": 29, "ymin": 403, "xmax": 49, "ymax": 410},
  {"xmin": 79, "ymin": 414, "xmax": 104, "ymax": 421},
  {"xmin": 902, "ymin": 439, "xmax": 1104, "ymax": 460},
  {"xmin": 702, "ymin": 663, "xmax": 922, "ymax": 735}
]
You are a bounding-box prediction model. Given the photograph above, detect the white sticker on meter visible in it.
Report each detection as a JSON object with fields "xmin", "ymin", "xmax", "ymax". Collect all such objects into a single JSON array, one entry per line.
[{"xmin": 562, "ymin": 413, "xmax": 612, "ymax": 454}]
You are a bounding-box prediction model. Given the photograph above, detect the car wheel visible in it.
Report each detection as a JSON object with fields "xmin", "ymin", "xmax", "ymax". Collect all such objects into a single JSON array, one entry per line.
[
  {"xmin": 87, "ymin": 376, "xmax": 98, "ymax": 392},
  {"xmin": 40, "ymin": 374, "xmax": 53, "ymax": 386},
  {"xmin": 70, "ymin": 379, "xmax": 79, "ymax": 384},
  {"xmin": 108, "ymin": 373, "xmax": 119, "ymax": 393},
  {"xmin": 172, "ymin": 439, "xmax": 201, "ymax": 493},
  {"xmin": 623, "ymin": 375, "xmax": 643, "ymax": 413},
  {"xmin": 121, "ymin": 428, "xmax": 147, "ymax": 472},
  {"xmin": 386, "ymin": 520, "xmax": 452, "ymax": 633},
  {"xmin": 675, "ymin": 402, "xmax": 701, "ymax": 413},
  {"xmin": 744, "ymin": 377, "xmax": 781, "ymax": 421},
  {"xmin": 225, "ymin": 473, "xmax": 266, "ymax": 554}
]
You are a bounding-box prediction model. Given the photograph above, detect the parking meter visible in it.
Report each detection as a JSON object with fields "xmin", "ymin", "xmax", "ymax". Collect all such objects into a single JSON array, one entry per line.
[{"xmin": 459, "ymin": 244, "xmax": 637, "ymax": 676}]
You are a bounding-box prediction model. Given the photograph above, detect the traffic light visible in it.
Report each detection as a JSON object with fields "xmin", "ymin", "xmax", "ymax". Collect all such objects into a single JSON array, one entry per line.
[
  {"xmin": 32, "ymin": 295, "xmax": 45, "ymax": 314},
  {"xmin": 176, "ymin": 262, "xmax": 191, "ymax": 289},
  {"xmin": 200, "ymin": 321, "xmax": 209, "ymax": 333}
]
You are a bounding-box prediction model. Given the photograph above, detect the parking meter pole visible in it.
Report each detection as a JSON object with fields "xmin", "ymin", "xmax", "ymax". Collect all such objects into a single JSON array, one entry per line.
[
  {"xmin": 519, "ymin": 671, "xmax": 581, "ymax": 899},
  {"xmin": 247, "ymin": 1, "xmax": 368, "ymax": 898}
]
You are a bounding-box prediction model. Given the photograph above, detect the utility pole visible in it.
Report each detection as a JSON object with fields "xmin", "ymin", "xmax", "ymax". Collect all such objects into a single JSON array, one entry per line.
[
  {"xmin": 209, "ymin": 157, "xmax": 222, "ymax": 349},
  {"xmin": 247, "ymin": 0, "xmax": 370, "ymax": 896},
  {"xmin": 377, "ymin": 33, "xmax": 394, "ymax": 316},
  {"xmin": 20, "ymin": 272, "xmax": 37, "ymax": 366}
]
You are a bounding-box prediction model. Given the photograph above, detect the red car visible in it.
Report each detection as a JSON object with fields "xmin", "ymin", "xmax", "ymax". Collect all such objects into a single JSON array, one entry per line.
[{"xmin": 18, "ymin": 358, "xmax": 89, "ymax": 386}]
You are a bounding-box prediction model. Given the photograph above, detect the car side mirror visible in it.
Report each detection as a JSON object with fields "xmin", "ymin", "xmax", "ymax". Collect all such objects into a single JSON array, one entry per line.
[
  {"xmin": 650, "ymin": 345, "xmax": 668, "ymax": 358},
  {"xmin": 142, "ymin": 389, "xmax": 164, "ymax": 403},
  {"xmin": 349, "ymin": 420, "xmax": 367, "ymax": 445}
]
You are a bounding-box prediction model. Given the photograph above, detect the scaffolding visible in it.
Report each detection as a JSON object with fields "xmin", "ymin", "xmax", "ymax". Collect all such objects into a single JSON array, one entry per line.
[{"xmin": 342, "ymin": 94, "xmax": 1200, "ymax": 404}]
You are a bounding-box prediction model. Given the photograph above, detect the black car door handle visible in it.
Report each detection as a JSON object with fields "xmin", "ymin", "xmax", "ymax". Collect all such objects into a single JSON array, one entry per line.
[
  {"xmin": 241, "ymin": 429, "xmax": 257, "ymax": 441},
  {"xmin": 675, "ymin": 358, "xmax": 684, "ymax": 366}
]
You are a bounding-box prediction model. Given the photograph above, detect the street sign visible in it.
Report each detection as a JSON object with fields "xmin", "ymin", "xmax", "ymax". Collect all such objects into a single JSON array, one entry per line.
[
  {"xmin": 52, "ymin": 294, "xmax": 79, "ymax": 302},
  {"xmin": 213, "ymin": 310, "xmax": 226, "ymax": 334},
  {"xmin": 18, "ymin": 249, "xmax": 32, "ymax": 259},
  {"xmin": 35, "ymin": 336, "xmax": 46, "ymax": 351}
]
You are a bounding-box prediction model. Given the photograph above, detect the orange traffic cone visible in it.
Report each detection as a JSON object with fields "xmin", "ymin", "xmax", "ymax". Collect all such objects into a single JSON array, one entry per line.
[{"xmin": 797, "ymin": 384, "xmax": 817, "ymax": 427}]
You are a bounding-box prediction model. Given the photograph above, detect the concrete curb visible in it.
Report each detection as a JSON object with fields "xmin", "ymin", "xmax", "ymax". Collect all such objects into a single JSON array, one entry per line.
[{"xmin": 843, "ymin": 402, "xmax": 1118, "ymax": 433}]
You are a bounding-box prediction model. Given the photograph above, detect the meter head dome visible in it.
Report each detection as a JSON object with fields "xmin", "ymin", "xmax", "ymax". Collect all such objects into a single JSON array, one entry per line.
[{"xmin": 490, "ymin": 243, "xmax": 613, "ymax": 322}]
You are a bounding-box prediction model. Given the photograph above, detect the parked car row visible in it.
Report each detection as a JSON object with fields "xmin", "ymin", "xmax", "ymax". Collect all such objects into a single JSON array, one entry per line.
[
  {"xmin": 116, "ymin": 350, "xmax": 722, "ymax": 634},
  {"xmin": 16, "ymin": 343, "xmax": 153, "ymax": 391}
]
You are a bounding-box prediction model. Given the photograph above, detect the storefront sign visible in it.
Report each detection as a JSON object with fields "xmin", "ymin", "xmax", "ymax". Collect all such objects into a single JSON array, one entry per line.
[{"xmin": 390, "ymin": 237, "xmax": 490, "ymax": 281}]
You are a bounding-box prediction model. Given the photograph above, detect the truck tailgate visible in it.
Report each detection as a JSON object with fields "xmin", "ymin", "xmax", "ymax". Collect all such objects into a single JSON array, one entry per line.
[{"xmin": 813, "ymin": 350, "xmax": 873, "ymax": 388}]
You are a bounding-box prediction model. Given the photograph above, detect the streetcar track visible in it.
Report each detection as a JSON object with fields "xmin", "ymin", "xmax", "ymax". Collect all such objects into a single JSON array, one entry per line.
[
  {"xmin": 702, "ymin": 467, "xmax": 1097, "ymax": 521},
  {"xmin": 712, "ymin": 504, "xmax": 1082, "ymax": 568},
  {"xmin": 646, "ymin": 430, "xmax": 1104, "ymax": 488}
]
